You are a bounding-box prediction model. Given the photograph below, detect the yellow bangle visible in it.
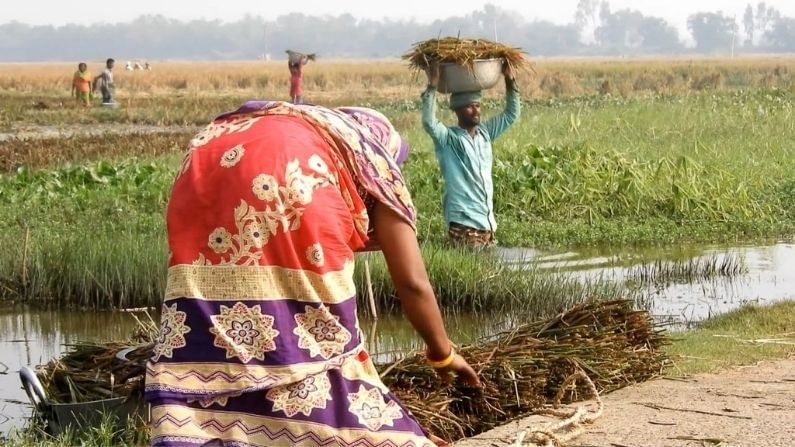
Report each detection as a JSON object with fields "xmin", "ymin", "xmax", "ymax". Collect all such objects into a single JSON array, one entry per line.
[{"xmin": 426, "ymin": 347, "xmax": 456, "ymax": 369}]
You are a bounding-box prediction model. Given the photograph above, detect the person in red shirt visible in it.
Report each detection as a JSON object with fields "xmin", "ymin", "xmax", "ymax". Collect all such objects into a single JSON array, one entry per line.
[{"xmin": 289, "ymin": 55, "xmax": 308, "ymax": 104}]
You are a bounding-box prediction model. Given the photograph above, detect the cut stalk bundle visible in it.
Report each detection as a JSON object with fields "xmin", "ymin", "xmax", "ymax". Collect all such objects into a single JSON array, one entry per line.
[
  {"xmin": 39, "ymin": 341, "xmax": 154, "ymax": 403},
  {"xmin": 36, "ymin": 317, "xmax": 156, "ymax": 403},
  {"xmin": 33, "ymin": 300, "xmax": 668, "ymax": 443},
  {"xmin": 378, "ymin": 299, "xmax": 670, "ymax": 441},
  {"xmin": 286, "ymin": 50, "xmax": 317, "ymax": 62},
  {"xmin": 403, "ymin": 37, "xmax": 529, "ymax": 73}
]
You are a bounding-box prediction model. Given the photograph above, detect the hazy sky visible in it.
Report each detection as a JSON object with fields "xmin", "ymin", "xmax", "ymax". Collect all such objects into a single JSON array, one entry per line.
[{"xmin": 6, "ymin": 0, "xmax": 794, "ymax": 33}]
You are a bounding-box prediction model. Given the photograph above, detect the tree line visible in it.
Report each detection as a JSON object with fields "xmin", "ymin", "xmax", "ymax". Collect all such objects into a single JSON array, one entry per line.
[{"xmin": 1, "ymin": 2, "xmax": 793, "ymax": 61}]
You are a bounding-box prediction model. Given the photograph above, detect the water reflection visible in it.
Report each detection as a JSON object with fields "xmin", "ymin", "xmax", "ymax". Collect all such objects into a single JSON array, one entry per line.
[{"xmin": 500, "ymin": 242, "xmax": 795, "ymax": 324}]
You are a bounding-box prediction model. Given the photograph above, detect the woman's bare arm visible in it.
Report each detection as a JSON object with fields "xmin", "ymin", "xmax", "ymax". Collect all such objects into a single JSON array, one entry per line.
[{"xmin": 371, "ymin": 202, "xmax": 480, "ymax": 386}]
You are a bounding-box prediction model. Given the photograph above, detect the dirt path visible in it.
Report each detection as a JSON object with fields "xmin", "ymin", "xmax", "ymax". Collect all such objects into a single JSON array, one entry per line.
[{"xmin": 454, "ymin": 358, "xmax": 795, "ymax": 447}]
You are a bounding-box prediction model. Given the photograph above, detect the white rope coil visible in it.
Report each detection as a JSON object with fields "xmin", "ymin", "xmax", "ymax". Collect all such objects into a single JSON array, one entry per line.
[{"xmin": 509, "ymin": 370, "xmax": 603, "ymax": 447}]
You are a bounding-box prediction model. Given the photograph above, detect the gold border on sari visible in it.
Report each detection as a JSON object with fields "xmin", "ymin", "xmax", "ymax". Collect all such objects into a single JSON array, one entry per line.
[
  {"xmin": 165, "ymin": 261, "xmax": 355, "ymax": 303},
  {"xmin": 146, "ymin": 347, "xmax": 366, "ymax": 394}
]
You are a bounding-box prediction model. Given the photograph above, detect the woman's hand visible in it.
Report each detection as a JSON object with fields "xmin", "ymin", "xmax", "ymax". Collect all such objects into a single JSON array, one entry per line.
[
  {"xmin": 434, "ymin": 354, "xmax": 481, "ymax": 387},
  {"xmin": 429, "ymin": 434, "xmax": 450, "ymax": 446}
]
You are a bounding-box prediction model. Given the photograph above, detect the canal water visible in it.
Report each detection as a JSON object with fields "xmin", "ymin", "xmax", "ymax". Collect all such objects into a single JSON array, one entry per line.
[{"xmin": 2, "ymin": 242, "xmax": 793, "ymax": 435}]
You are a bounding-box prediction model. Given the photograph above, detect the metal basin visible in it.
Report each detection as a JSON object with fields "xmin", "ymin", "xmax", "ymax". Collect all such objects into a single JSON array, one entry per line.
[
  {"xmin": 287, "ymin": 50, "xmax": 309, "ymax": 65},
  {"xmin": 437, "ymin": 58, "xmax": 503, "ymax": 94},
  {"xmin": 19, "ymin": 364, "xmax": 147, "ymax": 436}
]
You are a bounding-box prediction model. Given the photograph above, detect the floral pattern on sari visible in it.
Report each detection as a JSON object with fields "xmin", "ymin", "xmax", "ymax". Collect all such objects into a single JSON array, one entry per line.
[
  {"xmin": 294, "ymin": 304, "xmax": 352, "ymax": 359},
  {"xmin": 209, "ymin": 302, "xmax": 279, "ymax": 363},
  {"xmin": 153, "ymin": 303, "xmax": 191, "ymax": 361},
  {"xmin": 194, "ymin": 158, "xmax": 335, "ymax": 266},
  {"xmin": 266, "ymin": 372, "xmax": 333, "ymax": 417},
  {"xmin": 213, "ymin": 101, "xmax": 417, "ymax": 251},
  {"xmin": 347, "ymin": 385, "xmax": 405, "ymax": 431}
]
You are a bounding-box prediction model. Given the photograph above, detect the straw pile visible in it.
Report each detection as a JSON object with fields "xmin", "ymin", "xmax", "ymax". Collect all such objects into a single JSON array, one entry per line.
[
  {"xmin": 403, "ymin": 37, "xmax": 529, "ymax": 72},
  {"xmin": 378, "ymin": 300, "xmax": 670, "ymax": 441},
  {"xmin": 39, "ymin": 342, "xmax": 153, "ymax": 403},
  {"xmin": 286, "ymin": 50, "xmax": 317, "ymax": 62},
  {"xmin": 37, "ymin": 319, "xmax": 155, "ymax": 403},
  {"xmin": 35, "ymin": 300, "xmax": 668, "ymax": 442}
]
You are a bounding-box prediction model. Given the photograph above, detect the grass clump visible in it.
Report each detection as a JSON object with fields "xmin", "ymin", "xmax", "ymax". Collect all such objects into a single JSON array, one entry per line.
[
  {"xmin": 0, "ymin": 159, "xmax": 173, "ymax": 308},
  {"xmin": 357, "ymin": 247, "xmax": 628, "ymax": 316},
  {"xmin": 491, "ymin": 137, "xmax": 774, "ymax": 222},
  {"xmin": 625, "ymin": 254, "xmax": 746, "ymax": 288},
  {"xmin": 1, "ymin": 415, "xmax": 148, "ymax": 447},
  {"xmin": 667, "ymin": 300, "xmax": 795, "ymax": 375}
]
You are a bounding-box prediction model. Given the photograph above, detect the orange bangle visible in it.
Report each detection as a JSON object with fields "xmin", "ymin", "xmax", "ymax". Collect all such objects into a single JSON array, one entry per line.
[{"xmin": 426, "ymin": 347, "xmax": 456, "ymax": 369}]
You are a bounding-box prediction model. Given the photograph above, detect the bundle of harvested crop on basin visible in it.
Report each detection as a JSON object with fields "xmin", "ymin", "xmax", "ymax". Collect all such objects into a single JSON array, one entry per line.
[
  {"xmin": 286, "ymin": 49, "xmax": 317, "ymax": 64},
  {"xmin": 23, "ymin": 300, "xmax": 669, "ymax": 442},
  {"xmin": 36, "ymin": 341, "xmax": 153, "ymax": 404},
  {"xmin": 403, "ymin": 37, "xmax": 531, "ymax": 93},
  {"xmin": 18, "ymin": 323, "xmax": 155, "ymax": 435}
]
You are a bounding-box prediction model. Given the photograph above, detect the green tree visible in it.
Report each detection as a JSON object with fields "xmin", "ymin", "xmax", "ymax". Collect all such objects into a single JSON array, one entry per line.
[
  {"xmin": 596, "ymin": 9, "xmax": 681, "ymax": 54},
  {"xmin": 763, "ymin": 16, "xmax": 795, "ymax": 51},
  {"xmin": 755, "ymin": 3, "xmax": 782, "ymax": 47},
  {"xmin": 743, "ymin": 4, "xmax": 755, "ymax": 46},
  {"xmin": 574, "ymin": 0, "xmax": 606, "ymax": 44},
  {"xmin": 687, "ymin": 12, "xmax": 739, "ymax": 54}
]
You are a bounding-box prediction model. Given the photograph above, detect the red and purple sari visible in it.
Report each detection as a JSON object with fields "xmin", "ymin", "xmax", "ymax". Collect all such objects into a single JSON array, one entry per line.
[{"xmin": 144, "ymin": 101, "xmax": 435, "ymax": 446}]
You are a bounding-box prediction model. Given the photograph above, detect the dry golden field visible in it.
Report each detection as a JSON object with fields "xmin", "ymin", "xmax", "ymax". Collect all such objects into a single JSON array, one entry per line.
[{"xmin": 0, "ymin": 57, "xmax": 792, "ymax": 102}]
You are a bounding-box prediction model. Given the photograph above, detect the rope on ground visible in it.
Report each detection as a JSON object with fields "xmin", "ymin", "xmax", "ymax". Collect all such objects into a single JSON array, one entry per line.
[{"xmin": 509, "ymin": 369, "xmax": 603, "ymax": 447}]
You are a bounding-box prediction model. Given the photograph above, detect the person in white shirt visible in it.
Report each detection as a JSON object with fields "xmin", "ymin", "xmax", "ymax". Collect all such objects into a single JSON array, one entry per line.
[{"xmin": 93, "ymin": 58, "xmax": 116, "ymax": 104}]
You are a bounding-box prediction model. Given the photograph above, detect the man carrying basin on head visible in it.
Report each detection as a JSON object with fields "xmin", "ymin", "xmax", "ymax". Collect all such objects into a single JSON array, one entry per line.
[{"xmin": 421, "ymin": 60, "xmax": 520, "ymax": 248}]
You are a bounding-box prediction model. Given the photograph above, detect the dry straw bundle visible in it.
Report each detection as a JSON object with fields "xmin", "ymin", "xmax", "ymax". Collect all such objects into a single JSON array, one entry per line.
[
  {"xmin": 403, "ymin": 37, "xmax": 530, "ymax": 73},
  {"xmin": 34, "ymin": 300, "xmax": 668, "ymax": 442},
  {"xmin": 378, "ymin": 300, "xmax": 670, "ymax": 441},
  {"xmin": 37, "ymin": 320, "xmax": 155, "ymax": 404},
  {"xmin": 286, "ymin": 50, "xmax": 317, "ymax": 62},
  {"xmin": 38, "ymin": 341, "xmax": 153, "ymax": 404}
]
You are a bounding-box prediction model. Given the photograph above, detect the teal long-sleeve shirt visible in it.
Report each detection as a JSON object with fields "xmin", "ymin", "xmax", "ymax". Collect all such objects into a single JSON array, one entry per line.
[{"xmin": 421, "ymin": 80, "xmax": 521, "ymax": 232}]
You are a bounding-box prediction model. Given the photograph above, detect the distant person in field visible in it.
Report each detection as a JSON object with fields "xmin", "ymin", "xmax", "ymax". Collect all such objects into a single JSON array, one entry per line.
[
  {"xmin": 71, "ymin": 63, "xmax": 92, "ymax": 107},
  {"xmin": 288, "ymin": 54, "xmax": 308, "ymax": 104},
  {"xmin": 93, "ymin": 58, "xmax": 115, "ymax": 104},
  {"xmin": 421, "ymin": 60, "xmax": 520, "ymax": 248}
]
